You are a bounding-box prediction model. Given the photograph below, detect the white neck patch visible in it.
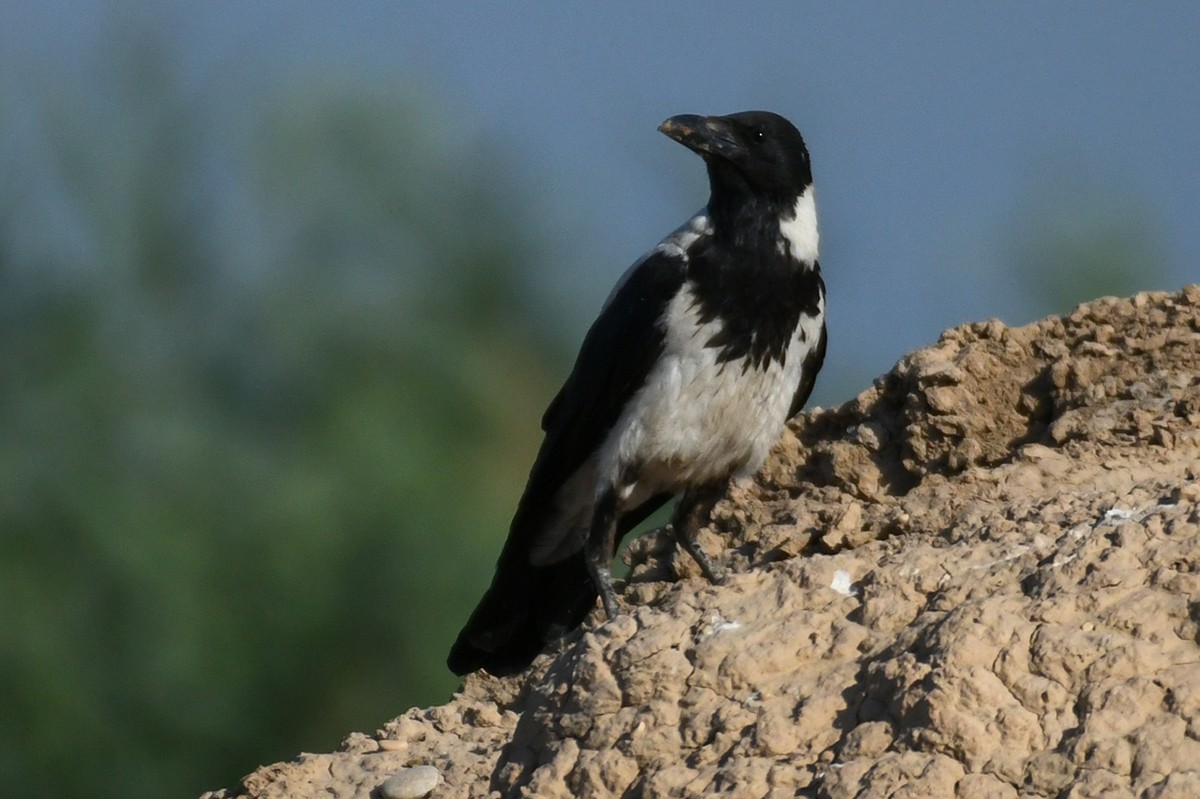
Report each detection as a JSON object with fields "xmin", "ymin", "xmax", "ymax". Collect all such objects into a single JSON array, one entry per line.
[{"xmin": 778, "ymin": 185, "xmax": 819, "ymax": 263}]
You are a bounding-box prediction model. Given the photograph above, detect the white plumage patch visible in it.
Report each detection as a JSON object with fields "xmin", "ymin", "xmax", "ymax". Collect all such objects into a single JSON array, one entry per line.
[
  {"xmin": 598, "ymin": 281, "xmax": 824, "ymax": 504},
  {"xmin": 778, "ymin": 186, "xmax": 819, "ymax": 263}
]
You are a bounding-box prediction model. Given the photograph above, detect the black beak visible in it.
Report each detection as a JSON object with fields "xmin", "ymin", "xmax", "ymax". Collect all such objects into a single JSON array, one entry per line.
[{"xmin": 659, "ymin": 114, "xmax": 739, "ymax": 159}]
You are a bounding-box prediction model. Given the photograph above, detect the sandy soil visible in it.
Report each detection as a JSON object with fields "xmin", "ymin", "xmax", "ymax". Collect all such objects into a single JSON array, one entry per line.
[{"xmin": 203, "ymin": 285, "xmax": 1200, "ymax": 799}]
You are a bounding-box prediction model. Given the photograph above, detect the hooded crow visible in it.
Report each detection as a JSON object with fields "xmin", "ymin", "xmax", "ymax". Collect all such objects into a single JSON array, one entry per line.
[{"xmin": 448, "ymin": 111, "xmax": 826, "ymax": 676}]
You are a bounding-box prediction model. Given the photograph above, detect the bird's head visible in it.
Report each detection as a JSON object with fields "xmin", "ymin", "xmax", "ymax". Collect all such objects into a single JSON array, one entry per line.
[{"xmin": 659, "ymin": 111, "xmax": 812, "ymax": 203}]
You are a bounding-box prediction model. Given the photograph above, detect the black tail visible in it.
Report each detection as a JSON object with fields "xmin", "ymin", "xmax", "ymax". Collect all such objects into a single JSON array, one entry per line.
[
  {"xmin": 447, "ymin": 494, "xmax": 670, "ymax": 676},
  {"xmin": 447, "ymin": 550, "xmax": 597, "ymax": 676}
]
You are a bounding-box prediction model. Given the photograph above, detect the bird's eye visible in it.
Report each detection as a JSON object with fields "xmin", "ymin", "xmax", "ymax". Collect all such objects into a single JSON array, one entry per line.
[{"xmin": 752, "ymin": 130, "xmax": 766, "ymax": 143}]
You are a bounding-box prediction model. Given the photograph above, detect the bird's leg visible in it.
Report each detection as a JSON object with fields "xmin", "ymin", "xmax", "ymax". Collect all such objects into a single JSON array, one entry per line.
[
  {"xmin": 671, "ymin": 484, "xmax": 726, "ymax": 584},
  {"xmin": 585, "ymin": 488, "xmax": 621, "ymax": 620}
]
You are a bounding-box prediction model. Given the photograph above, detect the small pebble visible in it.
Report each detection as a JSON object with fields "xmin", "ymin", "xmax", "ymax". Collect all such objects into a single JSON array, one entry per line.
[
  {"xmin": 376, "ymin": 738, "xmax": 407, "ymax": 752},
  {"xmin": 830, "ymin": 570, "xmax": 856, "ymax": 596},
  {"xmin": 380, "ymin": 765, "xmax": 440, "ymax": 799}
]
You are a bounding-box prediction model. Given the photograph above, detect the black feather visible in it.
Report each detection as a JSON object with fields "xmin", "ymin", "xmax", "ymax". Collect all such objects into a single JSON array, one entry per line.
[
  {"xmin": 790, "ymin": 316, "xmax": 827, "ymax": 419},
  {"xmin": 448, "ymin": 251, "xmax": 685, "ymax": 675}
]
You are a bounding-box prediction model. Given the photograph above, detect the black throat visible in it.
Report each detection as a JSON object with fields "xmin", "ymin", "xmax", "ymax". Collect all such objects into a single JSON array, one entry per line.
[{"xmin": 686, "ymin": 189, "xmax": 822, "ymax": 369}]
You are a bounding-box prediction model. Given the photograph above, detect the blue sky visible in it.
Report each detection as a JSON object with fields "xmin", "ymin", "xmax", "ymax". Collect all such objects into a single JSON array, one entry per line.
[{"xmin": 5, "ymin": 2, "xmax": 1197, "ymax": 403}]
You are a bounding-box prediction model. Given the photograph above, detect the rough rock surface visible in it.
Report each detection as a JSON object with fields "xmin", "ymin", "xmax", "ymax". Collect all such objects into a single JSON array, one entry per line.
[{"xmin": 204, "ymin": 287, "xmax": 1200, "ymax": 799}]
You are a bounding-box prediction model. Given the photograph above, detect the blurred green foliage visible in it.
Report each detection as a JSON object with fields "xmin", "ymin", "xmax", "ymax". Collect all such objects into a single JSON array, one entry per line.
[{"xmin": 1, "ymin": 42, "xmax": 561, "ymax": 798}]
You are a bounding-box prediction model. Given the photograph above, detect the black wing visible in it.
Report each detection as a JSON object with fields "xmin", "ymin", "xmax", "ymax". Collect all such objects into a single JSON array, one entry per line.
[
  {"xmin": 530, "ymin": 252, "xmax": 687, "ymax": 505},
  {"xmin": 789, "ymin": 322, "xmax": 827, "ymax": 418},
  {"xmin": 448, "ymin": 250, "xmax": 687, "ymax": 675},
  {"xmin": 789, "ymin": 273, "xmax": 827, "ymax": 419}
]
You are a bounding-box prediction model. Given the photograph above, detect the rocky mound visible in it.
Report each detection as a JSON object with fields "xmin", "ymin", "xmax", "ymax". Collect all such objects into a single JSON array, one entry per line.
[{"xmin": 204, "ymin": 286, "xmax": 1200, "ymax": 799}]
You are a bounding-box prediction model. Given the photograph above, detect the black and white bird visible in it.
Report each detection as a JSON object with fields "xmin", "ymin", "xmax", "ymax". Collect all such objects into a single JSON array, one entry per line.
[{"xmin": 448, "ymin": 111, "xmax": 826, "ymax": 676}]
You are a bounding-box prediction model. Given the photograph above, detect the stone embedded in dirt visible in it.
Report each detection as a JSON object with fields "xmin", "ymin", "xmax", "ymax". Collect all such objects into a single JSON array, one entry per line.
[
  {"xmin": 379, "ymin": 765, "xmax": 440, "ymax": 799},
  {"xmin": 204, "ymin": 286, "xmax": 1200, "ymax": 799}
]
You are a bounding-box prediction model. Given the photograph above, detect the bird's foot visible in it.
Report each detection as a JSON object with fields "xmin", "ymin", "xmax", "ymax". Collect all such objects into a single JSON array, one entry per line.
[
  {"xmin": 691, "ymin": 547, "xmax": 726, "ymax": 585},
  {"xmin": 589, "ymin": 558, "xmax": 622, "ymax": 620},
  {"xmin": 599, "ymin": 586, "xmax": 621, "ymax": 621},
  {"xmin": 585, "ymin": 488, "xmax": 624, "ymax": 621},
  {"xmin": 671, "ymin": 523, "xmax": 726, "ymax": 585}
]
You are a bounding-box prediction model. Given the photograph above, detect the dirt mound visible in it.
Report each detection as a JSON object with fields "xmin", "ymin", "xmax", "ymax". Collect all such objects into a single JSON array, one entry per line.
[{"xmin": 204, "ymin": 286, "xmax": 1200, "ymax": 799}]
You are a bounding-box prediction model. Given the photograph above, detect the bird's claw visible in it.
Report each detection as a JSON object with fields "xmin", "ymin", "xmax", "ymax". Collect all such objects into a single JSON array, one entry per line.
[
  {"xmin": 689, "ymin": 545, "xmax": 726, "ymax": 585},
  {"xmin": 600, "ymin": 590, "xmax": 621, "ymax": 621},
  {"xmin": 670, "ymin": 522, "xmax": 725, "ymax": 584}
]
